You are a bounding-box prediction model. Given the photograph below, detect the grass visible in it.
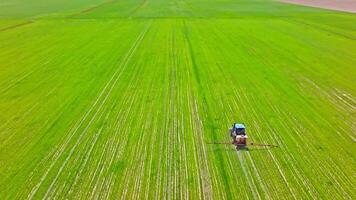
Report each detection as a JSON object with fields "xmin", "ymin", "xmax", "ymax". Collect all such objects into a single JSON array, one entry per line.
[{"xmin": 0, "ymin": 0, "xmax": 355, "ymax": 199}]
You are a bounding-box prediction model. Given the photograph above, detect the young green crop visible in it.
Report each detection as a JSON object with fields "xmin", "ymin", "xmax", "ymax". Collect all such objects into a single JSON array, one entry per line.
[{"xmin": 0, "ymin": 0, "xmax": 355, "ymax": 199}]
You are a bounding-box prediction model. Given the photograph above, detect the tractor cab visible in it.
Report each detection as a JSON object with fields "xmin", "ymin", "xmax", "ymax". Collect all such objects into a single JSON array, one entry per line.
[{"xmin": 230, "ymin": 123, "xmax": 248, "ymax": 147}]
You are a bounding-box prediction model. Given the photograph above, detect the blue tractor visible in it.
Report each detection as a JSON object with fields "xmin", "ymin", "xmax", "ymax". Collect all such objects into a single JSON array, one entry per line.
[{"xmin": 229, "ymin": 123, "xmax": 248, "ymax": 148}]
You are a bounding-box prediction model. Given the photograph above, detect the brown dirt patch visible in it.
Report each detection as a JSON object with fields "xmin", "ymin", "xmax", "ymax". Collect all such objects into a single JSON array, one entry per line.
[{"xmin": 279, "ymin": 0, "xmax": 356, "ymax": 13}]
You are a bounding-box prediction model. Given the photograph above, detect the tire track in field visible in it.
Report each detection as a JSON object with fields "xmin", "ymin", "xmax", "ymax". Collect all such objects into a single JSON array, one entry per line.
[
  {"xmin": 62, "ymin": 36, "xmax": 146, "ymax": 197},
  {"xmin": 141, "ymin": 108, "xmax": 161, "ymax": 199},
  {"xmin": 182, "ymin": 21, "xmax": 220, "ymax": 199},
  {"xmin": 0, "ymin": 77, "xmax": 58, "ymax": 143},
  {"xmin": 65, "ymin": 128, "xmax": 102, "ymax": 196},
  {"xmin": 98, "ymin": 79, "xmax": 144, "ymax": 198},
  {"xmin": 284, "ymin": 18, "xmax": 356, "ymax": 41},
  {"xmin": 44, "ymin": 100, "xmax": 109, "ymax": 198},
  {"xmin": 186, "ymin": 69, "xmax": 226, "ymax": 199},
  {"xmin": 118, "ymin": 70, "xmax": 158, "ymax": 199},
  {"xmin": 90, "ymin": 27, "xmax": 164, "ymax": 198},
  {"xmin": 153, "ymin": 64, "xmax": 173, "ymax": 199},
  {"xmin": 273, "ymin": 107, "xmax": 352, "ymax": 198},
  {"xmin": 66, "ymin": 36, "xmax": 155, "ymax": 198},
  {"xmin": 168, "ymin": 26, "xmax": 179, "ymax": 199},
  {"xmin": 236, "ymin": 152, "xmax": 261, "ymax": 199},
  {"xmin": 84, "ymin": 64, "xmax": 144, "ymax": 199},
  {"xmin": 300, "ymin": 78, "xmax": 356, "ymax": 141},
  {"xmin": 130, "ymin": 88, "xmax": 157, "ymax": 199},
  {"xmin": 142, "ymin": 23, "xmax": 182, "ymax": 199},
  {"xmin": 109, "ymin": 26, "xmax": 168, "ymax": 199},
  {"xmin": 0, "ymin": 68, "xmax": 37, "ymax": 95},
  {"xmin": 249, "ymin": 100, "xmax": 303, "ymax": 198},
  {"xmin": 68, "ymin": 0, "xmax": 118, "ymax": 18},
  {"xmin": 177, "ymin": 35, "xmax": 193, "ymax": 199},
  {"xmin": 251, "ymin": 85, "xmax": 351, "ymax": 199},
  {"xmin": 100, "ymin": 64, "xmax": 146, "ymax": 198},
  {"xmin": 0, "ymin": 84, "xmax": 63, "ymax": 181},
  {"xmin": 42, "ymin": 24, "xmax": 152, "ymax": 198},
  {"xmin": 127, "ymin": 0, "xmax": 149, "ymax": 18},
  {"xmin": 162, "ymin": 27, "xmax": 178, "ymax": 199},
  {"xmin": 237, "ymin": 86, "xmax": 314, "ymax": 199},
  {"xmin": 170, "ymin": 24, "xmax": 202, "ymax": 199},
  {"xmin": 0, "ymin": 101, "xmax": 39, "ymax": 146},
  {"xmin": 117, "ymin": 55, "xmax": 160, "ymax": 199},
  {"xmin": 0, "ymin": 20, "xmax": 34, "ymax": 33},
  {"xmin": 245, "ymin": 152, "xmax": 272, "ymax": 199},
  {"xmin": 58, "ymin": 104, "xmax": 116, "ymax": 197},
  {"xmin": 258, "ymin": 77, "xmax": 354, "ymax": 198},
  {"xmin": 61, "ymin": 53, "xmax": 143, "ymax": 196},
  {"xmin": 27, "ymin": 22, "xmax": 151, "ymax": 199},
  {"xmin": 280, "ymin": 113, "xmax": 354, "ymax": 198}
]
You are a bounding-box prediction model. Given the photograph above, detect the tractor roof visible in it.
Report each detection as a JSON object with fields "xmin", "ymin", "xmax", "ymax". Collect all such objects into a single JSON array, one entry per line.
[{"xmin": 234, "ymin": 123, "xmax": 245, "ymax": 129}]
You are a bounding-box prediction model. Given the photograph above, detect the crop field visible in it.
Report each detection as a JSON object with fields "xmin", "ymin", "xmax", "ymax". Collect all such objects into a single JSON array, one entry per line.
[{"xmin": 0, "ymin": 0, "xmax": 355, "ymax": 199}]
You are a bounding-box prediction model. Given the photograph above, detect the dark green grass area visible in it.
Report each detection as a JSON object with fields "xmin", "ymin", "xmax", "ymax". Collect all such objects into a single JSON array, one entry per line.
[{"xmin": 0, "ymin": 0, "xmax": 355, "ymax": 199}]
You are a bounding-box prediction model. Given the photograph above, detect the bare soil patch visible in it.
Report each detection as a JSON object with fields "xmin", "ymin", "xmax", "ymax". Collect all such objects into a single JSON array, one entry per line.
[{"xmin": 279, "ymin": 0, "xmax": 356, "ymax": 13}]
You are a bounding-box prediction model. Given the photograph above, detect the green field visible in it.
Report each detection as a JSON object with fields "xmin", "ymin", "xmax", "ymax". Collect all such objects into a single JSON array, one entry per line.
[{"xmin": 0, "ymin": 0, "xmax": 355, "ymax": 199}]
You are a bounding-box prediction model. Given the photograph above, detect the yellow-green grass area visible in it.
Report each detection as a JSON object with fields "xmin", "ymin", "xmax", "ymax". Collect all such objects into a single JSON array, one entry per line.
[{"xmin": 0, "ymin": 0, "xmax": 355, "ymax": 199}]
